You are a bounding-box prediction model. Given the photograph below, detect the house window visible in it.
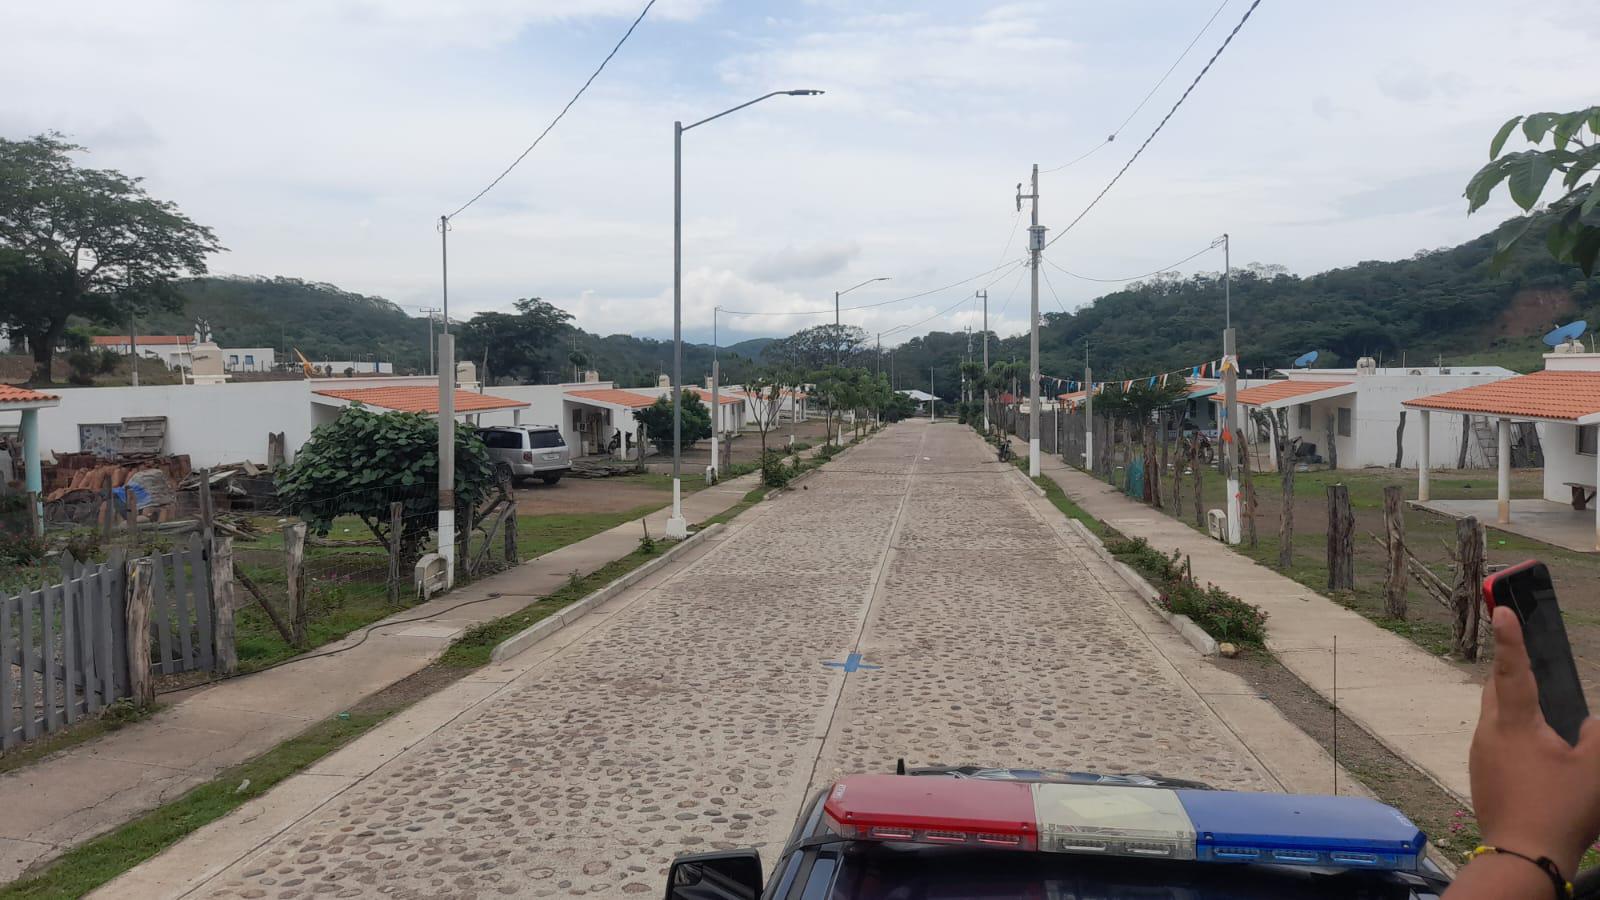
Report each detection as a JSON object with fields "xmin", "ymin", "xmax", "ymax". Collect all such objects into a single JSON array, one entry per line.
[
  {"xmin": 228, "ymin": 355, "xmax": 239, "ymax": 366},
  {"xmin": 244, "ymin": 354, "xmax": 255, "ymax": 366},
  {"xmin": 1337, "ymin": 407, "xmax": 1352, "ymax": 437},
  {"xmin": 1579, "ymin": 425, "xmax": 1598, "ymax": 457},
  {"xmin": 1297, "ymin": 403, "xmax": 1311, "ymax": 430}
]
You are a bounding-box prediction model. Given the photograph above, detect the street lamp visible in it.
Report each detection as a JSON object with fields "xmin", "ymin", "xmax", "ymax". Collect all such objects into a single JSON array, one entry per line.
[
  {"xmin": 667, "ymin": 89, "xmax": 824, "ymax": 539},
  {"xmin": 834, "ymin": 276, "xmax": 891, "ymax": 364}
]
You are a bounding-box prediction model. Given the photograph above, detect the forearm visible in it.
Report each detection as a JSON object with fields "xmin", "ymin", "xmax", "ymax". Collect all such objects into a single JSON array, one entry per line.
[{"xmin": 1445, "ymin": 853, "xmax": 1564, "ymax": 899}]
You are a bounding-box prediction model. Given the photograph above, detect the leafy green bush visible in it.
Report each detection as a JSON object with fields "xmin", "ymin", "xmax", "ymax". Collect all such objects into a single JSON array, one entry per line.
[
  {"xmin": 759, "ymin": 450, "xmax": 793, "ymax": 488},
  {"xmin": 0, "ymin": 529, "xmax": 45, "ymax": 566},
  {"xmin": 1107, "ymin": 536, "xmax": 1267, "ymax": 646},
  {"xmin": 633, "ymin": 391, "xmax": 712, "ymax": 453}
]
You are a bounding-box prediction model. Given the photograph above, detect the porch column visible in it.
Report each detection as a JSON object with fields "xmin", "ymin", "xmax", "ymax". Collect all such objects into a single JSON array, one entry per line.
[
  {"xmin": 21, "ymin": 408, "xmax": 41, "ymax": 535},
  {"xmin": 513, "ymin": 408, "xmax": 522, "ymax": 426},
  {"xmin": 1497, "ymin": 416, "xmax": 1511, "ymax": 525},
  {"xmin": 1417, "ymin": 410, "xmax": 1430, "ymax": 502},
  {"xmin": 1595, "ymin": 446, "xmax": 1600, "ymax": 552}
]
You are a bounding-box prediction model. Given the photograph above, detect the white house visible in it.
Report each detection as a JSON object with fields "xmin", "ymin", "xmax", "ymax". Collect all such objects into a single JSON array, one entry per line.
[
  {"xmin": 1218, "ymin": 363, "xmax": 1518, "ymax": 471},
  {"xmin": 221, "ymin": 348, "xmax": 277, "ymax": 373},
  {"xmin": 93, "ymin": 335, "xmax": 193, "ymax": 367},
  {"xmin": 1405, "ymin": 351, "xmax": 1600, "ymax": 552}
]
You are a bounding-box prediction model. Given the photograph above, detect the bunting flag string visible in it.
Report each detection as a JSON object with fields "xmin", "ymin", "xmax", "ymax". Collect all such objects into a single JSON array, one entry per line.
[{"xmin": 1040, "ymin": 353, "xmax": 1244, "ymax": 398}]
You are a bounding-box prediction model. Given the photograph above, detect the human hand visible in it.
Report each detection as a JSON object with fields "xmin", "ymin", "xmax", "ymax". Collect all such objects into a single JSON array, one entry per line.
[{"xmin": 1470, "ymin": 605, "xmax": 1600, "ymax": 879}]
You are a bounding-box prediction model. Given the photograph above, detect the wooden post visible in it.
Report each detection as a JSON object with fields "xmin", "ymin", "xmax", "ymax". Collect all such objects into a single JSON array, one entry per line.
[
  {"xmin": 100, "ymin": 476, "xmax": 114, "ymax": 543},
  {"xmin": 211, "ymin": 536, "xmax": 238, "ymax": 674},
  {"xmin": 1240, "ymin": 420, "xmax": 1257, "ymax": 548},
  {"xmin": 1192, "ymin": 438, "xmax": 1205, "ymax": 528},
  {"xmin": 283, "ymin": 521, "xmax": 307, "ymax": 648},
  {"xmin": 198, "ymin": 469, "xmax": 215, "ymax": 545},
  {"xmin": 125, "ymin": 487, "xmax": 139, "ymax": 542},
  {"xmin": 387, "ymin": 501, "xmax": 403, "ymax": 606},
  {"xmin": 1326, "ymin": 483, "xmax": 1354, "ymax": 591},
  {"xmin": 503, "ymin": 506, "xmax": 519, "ymax": 565},
  {"xmin": 635, "ymin": 423, "xmax": 647, "ymax": 472},
  {"xmin": 1171, "ymin": 431, "xmax": 1183, "ymax": 514},
  {"xmin": 1277, "ymin": 410, "xmax": 1296, "ymax": 570},
  {"xmin": 267, "ymin": 432, "xmax": 286, "ymax": 469},
  {"xmin": 1382, "ymin": 485, "xmax": 1408, "ymax": 619},
  {"xmin": 126, "ymin": 557, "xmax": 155, "ymax": 707},
  {"xmin": 1393, "ymin": 411, "xmax": 1407, "ymax": 469},
  {"xmin": 26, "ymin": 491, "xmax": 42, "ymax": 538},
  {"xmin": 1453, "ymin": 516, "xmax": 1486, "ymax": 660},
  {"xmin": 1325, "ymin": 413, "xmax": 1338, "ymax": 470}
]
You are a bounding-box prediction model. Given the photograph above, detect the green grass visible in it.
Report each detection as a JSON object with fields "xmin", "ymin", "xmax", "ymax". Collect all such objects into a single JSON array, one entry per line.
[
  {"xmin": 0, "ymin": 701, "xmax": 156, "ymax": 778},
  {"xmin": 1010, "ymin": 456, "xmax": 1122, "ymax": 540},
  {"xmin": 0, "ymin": 711, "xmax": 391, "ymax": 900},
  {"xmin": 515, "ymin": 503, "xmax": 664, "ymax": 560}
]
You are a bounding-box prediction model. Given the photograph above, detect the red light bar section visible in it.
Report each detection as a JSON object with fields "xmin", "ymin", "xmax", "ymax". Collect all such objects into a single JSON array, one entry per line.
[{"xmin": 823, "ymin": 776, "xmax": 1039, "ymax": 850}]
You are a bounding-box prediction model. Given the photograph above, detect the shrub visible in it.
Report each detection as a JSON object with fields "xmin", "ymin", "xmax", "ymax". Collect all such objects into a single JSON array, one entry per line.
[
  {"xmin": 0, "ymin": 530, "xmax": 46, "ymax": 566},
  {"xmin": 759, "ymin": 450, "xmax": 793, "ymax": 489},
  {"xmin": 1108, "ymin": 536, "xmax": 1267, "ymax": 646}
]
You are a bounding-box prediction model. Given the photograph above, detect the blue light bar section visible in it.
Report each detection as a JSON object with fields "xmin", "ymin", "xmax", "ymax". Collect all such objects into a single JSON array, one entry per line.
[{"xmin": 1177, "ymin": 791, "xmax": 1426, "ymax": 872}]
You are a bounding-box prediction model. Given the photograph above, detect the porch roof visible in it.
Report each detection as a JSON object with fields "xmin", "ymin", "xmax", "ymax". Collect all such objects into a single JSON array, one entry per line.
[
  {"xmin": 1402, "ymin": 370, "xmax": 1600, "ymax": 424},
  {"xmin": 1213, "ymin": 379, "xmax": 1355, "ymax": 410}
]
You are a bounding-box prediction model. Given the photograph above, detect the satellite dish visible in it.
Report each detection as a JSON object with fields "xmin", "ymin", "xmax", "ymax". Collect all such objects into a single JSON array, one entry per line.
[
  {"xmin": 1292, "ymin": 350, "xmax": 1319, "ymax": 368},
  {"xmin": 1544, "ymin": 320, "xmax": 1588, "ymax": 347}
]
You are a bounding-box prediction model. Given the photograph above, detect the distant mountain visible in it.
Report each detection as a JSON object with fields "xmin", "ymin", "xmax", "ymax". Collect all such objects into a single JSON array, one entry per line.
[{"xmin": 725, "ymin": 337, "xmax": 776, "ymax": 358}]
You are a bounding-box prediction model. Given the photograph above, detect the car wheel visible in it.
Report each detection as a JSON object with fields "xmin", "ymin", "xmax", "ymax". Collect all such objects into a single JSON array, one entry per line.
[
  {"xmin": 539, "ymin": 473, "xmax": 563, "ymax": 485},
  {"xmin": 493, "ymin": 462, "xmax": 515, "ymax": 491}
]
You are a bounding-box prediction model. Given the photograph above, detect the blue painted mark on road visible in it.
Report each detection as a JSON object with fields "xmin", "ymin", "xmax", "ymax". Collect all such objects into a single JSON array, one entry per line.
[{"xmin": 823, "ymin": 652, "xmax": 880, "ymax": 673}]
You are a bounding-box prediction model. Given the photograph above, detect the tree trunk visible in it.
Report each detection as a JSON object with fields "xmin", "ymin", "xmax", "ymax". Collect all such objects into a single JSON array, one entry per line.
[
  {"xmin": 1170, "ymin": 429, "xmax": 1183, "ymax": 513},
  {"xmin": 25, "ymin": 317, "xmax": 67, "ymax": 385},
  {"xmin": 1145, "ymin": 419, "xmax": 1160, "ymax": 507},
  {"xmin": 1325, "ymin": 483, "xmax": 1354, "ymax": 591},
  {"xmin": 1394, "ymin": 411, "xmax": 1407, "ymax": 469},
  {"xmin": 1241, "ymin": 432, "xmax": 1257, "ymax": 548},
  {"xmin": 1276, "ymin": 410, "xmax": 1295, "ymax": 570},
  {"xmin": 1452, "ymin": 516, "xmax": 1485, "ymax": 660},
  {"xmin": 1382, "ymin": 485, "xmax": 1408, "ymax": 619},
  {"xmin": 1192, "ymin": 440, "xmax": 1205, "ymax": 528},
  {"xmin": 1325, "ymin": 414, "xmax": 1338, "ymax": 470},
  {"xmin": 1457, "ymin": 414, "xmax": 1471, "ymax": 469}
]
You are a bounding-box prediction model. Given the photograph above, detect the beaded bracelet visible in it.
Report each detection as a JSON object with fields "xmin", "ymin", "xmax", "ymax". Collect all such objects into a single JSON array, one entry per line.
[{"xmin": 1467, "ymin": 845, "xmax": 1572, "ymax": 899}]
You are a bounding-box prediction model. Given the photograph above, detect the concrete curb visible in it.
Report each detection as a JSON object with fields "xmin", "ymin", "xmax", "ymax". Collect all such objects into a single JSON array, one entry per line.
[
  {"xmin": 489, "ymin": 523, "xmax": 725, "ymax": 663},
  {"xmin": 1065, "ymin": 518, "xmax": 1219, "ymax": 657}
]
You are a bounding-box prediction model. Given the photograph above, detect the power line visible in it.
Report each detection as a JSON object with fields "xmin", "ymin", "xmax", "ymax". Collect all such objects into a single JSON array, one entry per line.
[
  {"xmin": 1042, "ymin": 237, "xmax": 1223, "ymax": 283},
  {"xmin": 1040, "ymin": 0, "xmax": 1232, "ymax": 175},
  {"xmin": 1040, "ymin": 263, "xmax": 1068, "ymax": 314},
  {"xmin": 719, "ymin": 258, "xmax": 1024, "ymax": 318},
  {"xmin": 1045, "ymin": 0, "xmax": 1264, "ymax": 250},
  {"xmin": 881, "ymin": 263, "xmax": 1024, "ymax": 340},
  {"xmin": 994, "ymin": 258, "xmax": 1029, "ymax": 318},
  {"xmin": 447, "ymin": 0, "xmax": 658, "ymax": 220}
]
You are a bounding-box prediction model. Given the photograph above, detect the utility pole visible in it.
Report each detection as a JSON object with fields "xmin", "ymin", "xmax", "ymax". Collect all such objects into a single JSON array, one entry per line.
[
  {"xmin": 980, "ymin": 290, "xmax": 989, "ymax": 432},
  {"xmin": 1221, "ymin": 232, "xmax": 1241, "ymax": 545},
  {"xmin": 710, "ymin": 306, "xmax": 720, "ymax": 480},
  {"xmin": 930, "ymin": 367, "xmax": 936, "ymax": 422},
  {"xmin": 128, "ymin": 312, "xmax": 139, "ymax": 387},
  {"xmin": 436, "ymin": 215, "xmax": 457, "ymax": 586},
  {"xmin": 1017, "ymin": 164, "xmax": 1045, "ymax": 478},
  {"xmin": 1084, "ymin": 360, "xmax": 1094, "ymax": 470}
]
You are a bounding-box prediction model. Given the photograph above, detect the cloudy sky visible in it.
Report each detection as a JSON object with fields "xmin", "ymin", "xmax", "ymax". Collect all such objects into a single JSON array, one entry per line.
[{"xmin": 4, "ymin": 0, "xmax": 1598, "ymax": 346}]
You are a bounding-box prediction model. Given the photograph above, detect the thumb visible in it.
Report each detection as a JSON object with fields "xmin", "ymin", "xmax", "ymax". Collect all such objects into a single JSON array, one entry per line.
[
  {"xmin": 1576, "ymin": 717, "xmax": 1600, "ymax": 761},
  {"xmin": 1491, "ymin": 606, "xmax": 1540, "ymax": 726}
]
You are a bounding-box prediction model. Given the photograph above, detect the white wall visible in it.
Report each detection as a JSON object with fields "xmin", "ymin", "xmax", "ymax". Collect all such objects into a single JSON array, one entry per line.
[
  {"xmin": 1540, "ymin": 423, "xmax": 1598, "ymax": 503},
  {"xmin": 0, "ymin": 381, "xmax": 316, "ymax": 468},
  {"xmin": 1277, "ymin": 374, "xmax": 1514, "ymax": 469},
  {"xmin": 470, "ymin": 382, "xmax": 614, "ymax": 452}
]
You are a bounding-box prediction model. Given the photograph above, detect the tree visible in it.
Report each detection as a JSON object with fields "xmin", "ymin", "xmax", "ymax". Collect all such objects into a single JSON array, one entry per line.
[
  {"xmin": 275, "ymin": 406, "xmax": 495, "ymax": 566},
  {"xmin": 746, "ymin": 368, "xmax": 796, "ymax": 486},
  {"xmin": 1465, "ymin": 106, "xmax": 1600, "ymax": 274},
  {"xmin": 0, "ymin": 134, "xmax": 222, "ymax": 383},
  {"xmin": 456, "ymin": 297, "xmax": 572, "ymax": 384},
  {"xmin": 568, "ymin": 347, "xmax": 589, "ymax": 382},
  {"xmin": 632, "ymin": 390, "xmax": 712, "ymax": 454},
  {"xmin": 764, "ymin": 324, "xmax": 869, "ymax": 371}
]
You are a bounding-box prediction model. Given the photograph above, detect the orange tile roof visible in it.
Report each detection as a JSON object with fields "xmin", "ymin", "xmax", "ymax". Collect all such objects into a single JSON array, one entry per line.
[
  {"xmin": 0, "ymin": 385, "xmax": 60, "ymax": 405},
  {"xmin": 1226, "ymin": 380, "xmax": 1354, "ymax": 407},
  {"xmin": 685, "ymin": 387, "xmax": 745, "ymax": 406},
  {"xmin": 1403, "ymin": 369, "xmax": 1600, "ymax": 421},
  {"xmin": 1058, "ymin": 390, "xmax": 1086, "ymax": 408},
  {"xmin": 566, "ymin": 388, "xmax": 660, "ymax": 409},
  {"xmin": 91, "ymin": 335, "xmax": 192, "ymax": 346},
  {"xmin": 314, "ymin": 386, "xmax": 528, "ymax": 414}
]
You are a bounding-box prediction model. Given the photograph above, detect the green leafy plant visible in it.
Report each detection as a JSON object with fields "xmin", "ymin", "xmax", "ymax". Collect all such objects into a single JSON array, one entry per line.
[
  {"xmin": 1465, "ymin": 106, "xmax": 1600, "ymax": 273},
  {"xmin": 1107, "ymin": 536, "xmax": 1268, "ymax": 646},
  {"xmin": 758, "ymin": 449, "xmax": 793, "ymax": 489},
  {"xmin": 0, "ymin": 529, "xmax": 45, "ymax": 566},
  {"xmin": 638, "ymin": 533, "xmax": 657, "ymax": 555},
  {"xmin": 632, "ymin": 390, "xmax": 712, "ymax": 453},
  {"xmin": 275, "ymin": 406, "xmax": 493, "ymax": 565}
]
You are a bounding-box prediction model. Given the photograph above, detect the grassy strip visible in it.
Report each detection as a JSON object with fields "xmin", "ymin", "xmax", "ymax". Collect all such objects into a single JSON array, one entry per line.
[{"xmin": 0, "ymin": 710, "xmax": 394, "ymax": 900}]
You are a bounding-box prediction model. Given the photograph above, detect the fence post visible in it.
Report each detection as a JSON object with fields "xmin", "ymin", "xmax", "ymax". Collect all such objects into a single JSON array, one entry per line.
[
  {"xmin": 198, "ymin": 468, "xmax": 215, "ymax": 545},
  {"xmin": 1326, "ymin": 483, "xmax": 1355, "ymax": 591},
  {"xmin": 388, "ymin": 501, "xmax": 403, "ymax": 606},
  {"xmin": 1382, "ymin": 485, "xmax": 1408, "ymax": 619},
  {"xmin": 100, "ymin": 475, "xmax": 114, "ymax": 544},
  {"xmin": 503, "ymin": 505, "xmax": 519, "ymax": 565},
  {"xmin": 126, "ymin": 557, "xmax": 155, "ymax": 707},
  {"xmin": 211, "ymin": 536, "xmax": 238, "ymax": 674},
  {"xmin": 1453, "ymin": 516, "xmax": 1486, "ymax": 661},
  {"xmin": 283, "ymin": 521, "xmax": 308, "ymax": 648}
]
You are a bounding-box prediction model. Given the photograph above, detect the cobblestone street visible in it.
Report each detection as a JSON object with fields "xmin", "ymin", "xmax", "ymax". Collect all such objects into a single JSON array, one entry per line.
[{"xmin": 190, "ymin": 420, "xmax": 1275, "ymax": 899}]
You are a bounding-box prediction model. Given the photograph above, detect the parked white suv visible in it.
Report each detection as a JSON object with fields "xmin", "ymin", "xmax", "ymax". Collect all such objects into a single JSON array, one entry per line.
[{"xmin": 478, "ymin": 425, "xmax": 571, "ymax": 485}]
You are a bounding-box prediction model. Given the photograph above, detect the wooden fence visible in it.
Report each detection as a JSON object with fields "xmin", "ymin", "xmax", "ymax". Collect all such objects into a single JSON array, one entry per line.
[
  {"xmin": 2, "ymin": 555, "xmax": 128, "ymax": 750},
  {"xmin": 147, "ymin": 534, "xmax": 216, "ymax": 676}
]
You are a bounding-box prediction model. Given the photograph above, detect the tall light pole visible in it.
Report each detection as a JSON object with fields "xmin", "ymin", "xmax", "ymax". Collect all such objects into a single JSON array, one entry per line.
[
  {"xmin": 978, "ymin": 289, "xmax": 988, "ymax": 432},
  {"xmin": 834, "ymin": 276, "xmax": 891, "ymax": 365},
  {"xmin": 669, "ymin": 89, "xmax": 824, "ymax": 539},
  {"xmin": 710, "ymin": 305, "xmax": 722, "ymax": 479},
  {"xmin": 436, "ymin": 214, "xmax": 457, "ymax": 586},
  {"xmin": 1017, "ymin": 165, "xmax": 1045, "ymax": 478},
  {"xmin": 1220, "ymin": 232, "xmax": 1241, "ymax": 544}
]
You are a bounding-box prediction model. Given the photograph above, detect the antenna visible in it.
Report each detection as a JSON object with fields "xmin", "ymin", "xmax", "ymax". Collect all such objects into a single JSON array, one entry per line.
[
  {"xmin": 1292, "ymin": 350, "xmax": 1319, "ymax": 368},
  {"xmin": 1544, "ymin": 320, "xmax": 1588, "ymax": 347}
]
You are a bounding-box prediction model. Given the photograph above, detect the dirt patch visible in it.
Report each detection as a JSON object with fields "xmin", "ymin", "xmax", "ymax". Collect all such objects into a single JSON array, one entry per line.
[
  {"xmin": 348, "ymin": 662, "xmax": 467, "ymax": 715},
  {"xmin": 657, "ymin": 418, "xmax": 834, "ymax": 469},
  {"xmin": 1216, "ymin": 649, "xmax": 1476, "ymax": 865},
  {"xmin": 1493, "ymin": 286, "xmax": 1576, "ymax": 338},
  {"xmin": 512, "ymin": 474, "xmax": 671, "ymax": 515}
]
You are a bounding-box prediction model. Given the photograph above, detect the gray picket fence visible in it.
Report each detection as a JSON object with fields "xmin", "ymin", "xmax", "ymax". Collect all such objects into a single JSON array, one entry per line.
[
  {"xmin": 2, "ymin": 555, "xmax": 128, "ymax": 751},
  {"xmin": 1, "ymin": 535, "xmax": 216, "ymax": 750}
]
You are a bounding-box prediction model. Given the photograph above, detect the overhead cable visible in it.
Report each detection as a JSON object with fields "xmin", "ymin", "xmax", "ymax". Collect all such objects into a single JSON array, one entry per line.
[
  {"xmin": 1042, "ymin": 237, "xmax": 1223, "ymax": 284},
  {"xmin": 448, "ymin": 0, "xmax": 658, "ymax": 220},
  {"xmin": 719, "ymin": 258, "xmax": 1024, "ymax": 318},
  {"xmin": 1045, "ymin": 0, "xmax": 1264, "ymax": 250}
]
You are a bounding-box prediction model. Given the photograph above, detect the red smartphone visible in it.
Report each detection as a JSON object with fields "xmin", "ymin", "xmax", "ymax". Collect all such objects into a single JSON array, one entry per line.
[{"xmin": 1483, "ymin": 560, "xmax": 1589, "ymax": 745}]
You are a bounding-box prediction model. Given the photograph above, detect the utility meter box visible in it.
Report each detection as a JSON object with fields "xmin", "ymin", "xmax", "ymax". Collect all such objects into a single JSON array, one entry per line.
[{"xmin": 1206, "ymin": 509, "xmax": 1228, "ymax": 542}]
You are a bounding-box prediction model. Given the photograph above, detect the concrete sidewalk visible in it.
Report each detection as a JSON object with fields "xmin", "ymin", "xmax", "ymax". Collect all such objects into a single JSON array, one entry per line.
[
  {"xmin": 1023, "ymin": 448, "xmax": 1481, "ymax": 803},
  {"xmin": 0, "ymin": 471, "xmax": 762, "ymax": 884}
]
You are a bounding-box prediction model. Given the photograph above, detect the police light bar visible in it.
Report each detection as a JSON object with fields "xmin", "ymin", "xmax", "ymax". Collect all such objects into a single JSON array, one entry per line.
[{"xmin": 822, "ymin": 775, "xmax": 1426, "ymax": 873}]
